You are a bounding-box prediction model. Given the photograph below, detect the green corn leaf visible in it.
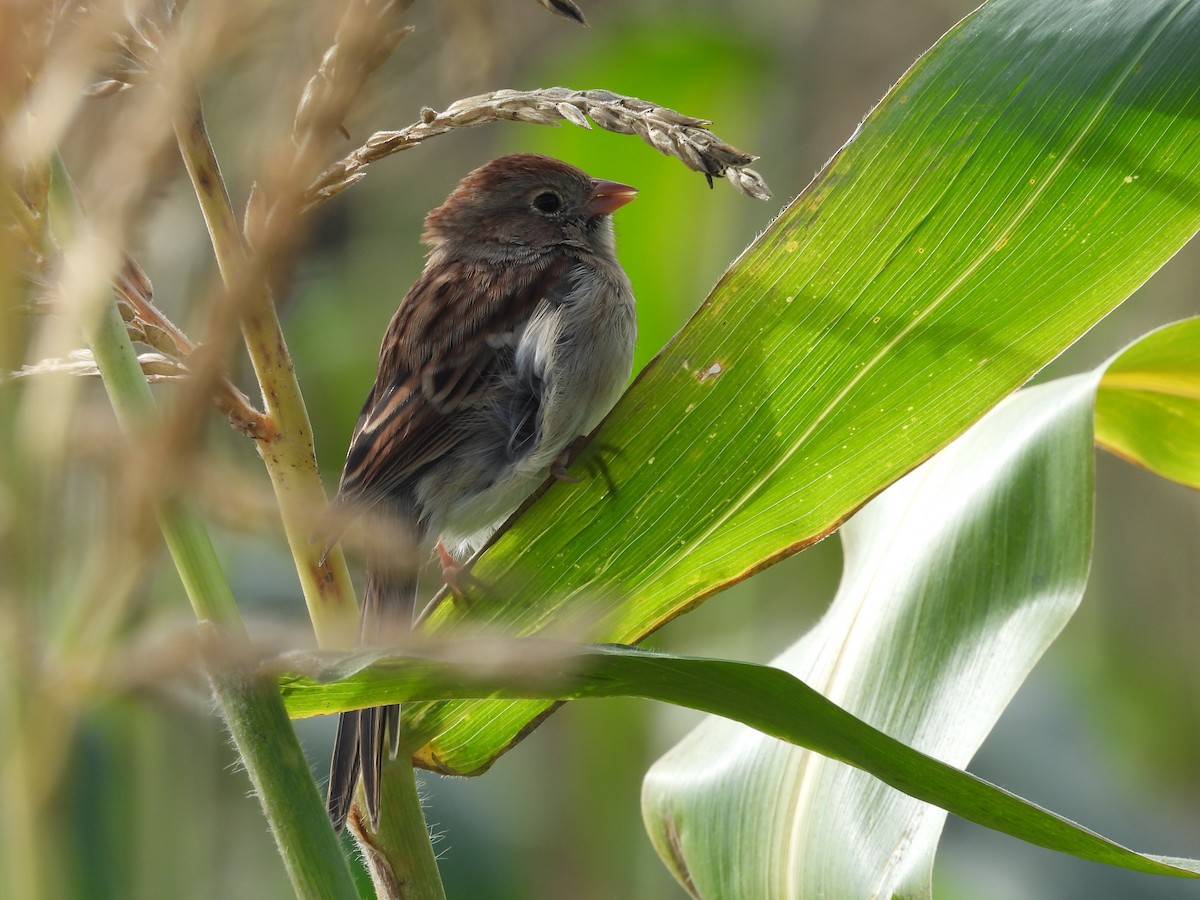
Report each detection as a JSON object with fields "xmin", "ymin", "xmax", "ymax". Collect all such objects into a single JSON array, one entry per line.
[
  {"xmin": 398, "ymin": 0, "xmax": 1200, "ymax": 776},
  {"xmin": 641, "ymin": 374, "xmax": 1101, "ymax": 898},
  {"xmin": 277, "ymin": 640, "xmax": 1199, "ymax": 882},
  {"xmin": 1097, "ymin": 317, "xmax": 1200, "ymax": 488}
]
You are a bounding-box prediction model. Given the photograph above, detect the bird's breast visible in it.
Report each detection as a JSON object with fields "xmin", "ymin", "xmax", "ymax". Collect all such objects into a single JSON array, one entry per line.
[
  {"xmin": 516, "ymin": 260, "xmax": 636, "ymax": 462},
  {"xmin": 432, "ymin": 256, "xmax": 635, "ymax": 554}
]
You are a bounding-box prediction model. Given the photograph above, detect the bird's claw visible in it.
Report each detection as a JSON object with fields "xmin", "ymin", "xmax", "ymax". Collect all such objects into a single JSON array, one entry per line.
[
  {"xmin": 436, "ymin": 541, "xmax": 481, "ymax": 599},
  {"xmin": 551, "ymin": 462, "xmax": 582, "ymax": 483}
]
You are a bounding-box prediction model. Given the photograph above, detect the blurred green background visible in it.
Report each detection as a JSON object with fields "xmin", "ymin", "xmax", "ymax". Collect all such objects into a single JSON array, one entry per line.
[{"xmin": 29, "ymin": 0, "xmax": 1200, "ymax": 897}]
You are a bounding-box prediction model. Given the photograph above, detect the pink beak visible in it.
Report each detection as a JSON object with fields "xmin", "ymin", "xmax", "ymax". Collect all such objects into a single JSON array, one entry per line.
[{"xmin": 587, "ymin": 179, "xmax": 638, "ymax": 216}]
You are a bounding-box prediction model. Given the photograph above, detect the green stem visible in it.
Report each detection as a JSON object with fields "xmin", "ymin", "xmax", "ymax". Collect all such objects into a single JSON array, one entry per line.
[
  {"xmin": 83, "ymin": 252, "xmax": 359, "ymax": 900},
  {"xmin": 202, "ymin": 625, "xmax": 364, "ymax": 900},
  {"xmin": 350, "ymin": 755, "xmax": 447, "ymax": 900},
  {"xmin": 84, "ymin": 246, "xmax": 241, "ymax": 630}
]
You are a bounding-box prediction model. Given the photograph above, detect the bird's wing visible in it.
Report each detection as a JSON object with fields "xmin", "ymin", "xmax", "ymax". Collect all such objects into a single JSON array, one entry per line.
[{"xmin": 332, "ymin": 252, "xmax": 571, "ymax": 514}]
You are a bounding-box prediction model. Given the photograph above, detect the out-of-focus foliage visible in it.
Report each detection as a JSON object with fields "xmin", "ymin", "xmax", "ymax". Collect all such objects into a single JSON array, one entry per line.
[{"xmin": 3, "ymin": 1, "xmax": 1200, "ymax": 898}]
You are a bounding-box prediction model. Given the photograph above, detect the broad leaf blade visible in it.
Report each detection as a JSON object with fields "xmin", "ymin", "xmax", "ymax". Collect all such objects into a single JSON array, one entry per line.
[
  {"xmin": 641, "ymin": 374, "xmax": 1099, "ymax": 899},
  {"xmin": 276, "ymin": 639, "xmax": 1200, "ymax": 881},
  {"xmin": 1097, "ymin": 317, "xmax": 1200, "ymax": 488},
  {"xmin": 405, "ymin": 0, "xmax": 1200, "ymax": 774}
]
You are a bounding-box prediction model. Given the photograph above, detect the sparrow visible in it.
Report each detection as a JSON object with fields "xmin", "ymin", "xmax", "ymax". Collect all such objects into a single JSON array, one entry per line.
[{"xmin": 323, "ymin": 153, "xmax": 638, "ymax": 831}]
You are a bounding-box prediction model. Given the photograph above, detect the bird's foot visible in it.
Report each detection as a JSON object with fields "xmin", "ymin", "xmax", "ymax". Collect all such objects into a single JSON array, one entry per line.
[
  {"xmin": 551, "ymin": 436, "xmax": 590, "ymax": 482},
  {"xmin": 551, "ymin": 436, "xmax": 620, "ymax": 494},
  {"xmin": 436, "ymin": 540, "xmax": 481, "ymax": 599}
]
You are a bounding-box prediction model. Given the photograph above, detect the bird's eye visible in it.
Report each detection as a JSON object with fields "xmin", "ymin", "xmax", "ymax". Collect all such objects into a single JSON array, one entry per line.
[{"xmin": 533, "ymin": 191, "xmax": 562, "ymax": 213}]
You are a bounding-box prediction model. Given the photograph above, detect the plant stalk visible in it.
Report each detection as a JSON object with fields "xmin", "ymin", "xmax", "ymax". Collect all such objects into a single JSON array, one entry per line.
[
  {"xmin": 171, "ymin": 99, "xmax": 358, "ymax": 650},
  {"xmin": 349, "ymin": 754, "xmax": 448, "ymax": 900},
  {"xmin": 83, "ymin": 249, "xmax": 359, "ymax": 900},
  {"xmin": 171, "ymin": 88, "xmax": 447, "ymax": 897}
]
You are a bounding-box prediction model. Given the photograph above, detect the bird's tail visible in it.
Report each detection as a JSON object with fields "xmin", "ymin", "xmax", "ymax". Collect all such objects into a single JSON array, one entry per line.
[{"xmin": 326, "ymin": 561, "xmax": 416, "ymax": 832}]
